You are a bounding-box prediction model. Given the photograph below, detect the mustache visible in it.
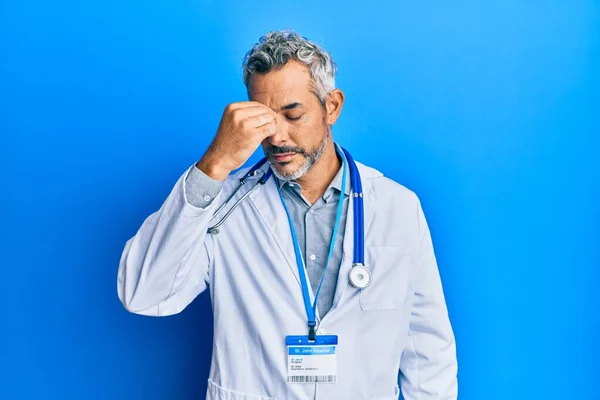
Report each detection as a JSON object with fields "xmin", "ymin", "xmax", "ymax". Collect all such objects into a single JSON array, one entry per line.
[{"xmin": 265, "ymin": 146, "xmax": 305, "ymax": 156}]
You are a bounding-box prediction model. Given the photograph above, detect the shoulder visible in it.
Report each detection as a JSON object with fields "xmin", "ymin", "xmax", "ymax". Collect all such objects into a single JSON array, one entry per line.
[
  {"xmin": 356, "ymin": 160, "xmax": 423, "ymax": 247},
  {"xmin": 356, "ymin": 161, "xmax": 420, "ymax": 207}
]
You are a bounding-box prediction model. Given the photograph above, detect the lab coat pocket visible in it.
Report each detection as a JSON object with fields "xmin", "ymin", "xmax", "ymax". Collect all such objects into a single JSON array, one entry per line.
[
  {"xmin": 368, "ymin": 385, "xmax": 400, "ymax": 399},
  {"xmin": 359, "ymin": 246, "xmax": 411, "ymax": 311},
  {"xmin": 207, "ymin": 379, "xmax": 276, "ymax": 400}
]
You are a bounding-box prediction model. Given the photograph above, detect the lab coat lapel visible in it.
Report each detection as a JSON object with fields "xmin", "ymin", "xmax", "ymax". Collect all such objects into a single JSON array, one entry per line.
[
  {"xmin": 332, "ymin": 188, "xmax": 356, "ymax": 309},
  {"xmin": 248, "ymin": 168, "xmax": 301, "ymax": 285}
]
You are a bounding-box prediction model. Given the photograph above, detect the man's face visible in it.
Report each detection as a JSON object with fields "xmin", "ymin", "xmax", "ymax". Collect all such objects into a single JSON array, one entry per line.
[{"xmin": 247, "ymin": 60, "xmax": 330, "ymax": 181}]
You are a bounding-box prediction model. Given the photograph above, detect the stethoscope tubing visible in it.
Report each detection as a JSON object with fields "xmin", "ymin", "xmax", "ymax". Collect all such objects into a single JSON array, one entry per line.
[{"xmin": 206, "ymin": 146, "xmax": 370, "ymax": 289}]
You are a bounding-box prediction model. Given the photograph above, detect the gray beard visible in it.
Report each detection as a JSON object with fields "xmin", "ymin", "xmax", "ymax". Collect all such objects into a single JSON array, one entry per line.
[{"xmin": 271, "ymin": 135, "xmax": 329, "ymax": 182}]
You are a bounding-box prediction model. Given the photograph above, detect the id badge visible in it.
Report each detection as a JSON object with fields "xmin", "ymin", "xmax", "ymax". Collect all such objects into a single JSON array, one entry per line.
[{"xmin": 286, "ymin": 335, "xmax": 338, "ymax": 384}]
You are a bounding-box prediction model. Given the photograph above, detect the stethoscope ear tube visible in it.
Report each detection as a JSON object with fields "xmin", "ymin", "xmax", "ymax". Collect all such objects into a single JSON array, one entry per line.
[
  {"xmin": 340, "ymin": 147, "xmax": 371, "ymax": 289},
  {"xmin": 340, "ymin": 147, "xmax": 364, "ymax": 265},
  {"xmin": 207, "ymin": 159, "xmax": 271, "ymax": 234},
  {"xmin": 207, "ymin": 181, "xmax": 260, "ymax": 234}
]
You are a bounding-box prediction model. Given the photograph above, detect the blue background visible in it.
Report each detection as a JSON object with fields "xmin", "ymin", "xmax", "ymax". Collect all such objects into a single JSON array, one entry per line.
[{"xmin": 1, "ymin": 1, "xmax": 598, "ymax": 399}]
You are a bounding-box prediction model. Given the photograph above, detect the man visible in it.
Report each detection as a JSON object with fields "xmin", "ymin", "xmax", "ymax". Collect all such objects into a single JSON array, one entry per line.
[{"xmin": 118, "ymin": 29, "xmax": 457, "ymax": 399}]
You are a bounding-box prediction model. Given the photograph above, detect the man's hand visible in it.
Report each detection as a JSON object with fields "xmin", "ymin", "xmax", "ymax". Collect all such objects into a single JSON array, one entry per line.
[{"xmin": 197, "ymin": 102, "xmax": 276, "ymax": 180}]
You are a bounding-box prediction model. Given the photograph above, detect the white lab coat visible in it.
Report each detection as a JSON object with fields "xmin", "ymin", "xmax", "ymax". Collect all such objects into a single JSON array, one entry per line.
[{"xmin": 118, "ymin": 160, "xmax": 457, "ymax": 400}]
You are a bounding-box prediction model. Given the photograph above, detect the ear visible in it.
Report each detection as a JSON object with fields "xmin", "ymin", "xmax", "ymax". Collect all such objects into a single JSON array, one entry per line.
[{"xmin": 325, "ymin": 89, "xmax": 345, "ymax": 126}]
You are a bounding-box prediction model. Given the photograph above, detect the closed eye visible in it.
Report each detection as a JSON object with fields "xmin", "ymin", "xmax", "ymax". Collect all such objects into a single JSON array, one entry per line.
[{"xmin": 286, "ymin": 115, "xmax": 303, "ymax": 121}]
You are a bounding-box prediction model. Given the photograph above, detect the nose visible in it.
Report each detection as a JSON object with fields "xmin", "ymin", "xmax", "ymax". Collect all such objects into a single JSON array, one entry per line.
[{"xmin": 267, "ymin": 114, "xmax": 290, "ymax": 147}]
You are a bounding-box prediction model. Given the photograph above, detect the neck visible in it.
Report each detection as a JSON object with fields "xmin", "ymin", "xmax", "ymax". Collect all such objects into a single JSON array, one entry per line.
[{"xmin": 295, "ymin": 143, "xmax": 341, "ymax": 204}]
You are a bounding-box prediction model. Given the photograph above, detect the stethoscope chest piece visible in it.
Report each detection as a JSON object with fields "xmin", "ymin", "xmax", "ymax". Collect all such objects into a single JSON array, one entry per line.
[{"xmin": 349, "ymin": 264, "xmax": 372, "ymax": 289}]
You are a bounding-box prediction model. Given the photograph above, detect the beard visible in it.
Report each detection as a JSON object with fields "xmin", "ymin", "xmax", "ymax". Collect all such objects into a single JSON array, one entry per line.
[{"xmin": 264, "ymin": 133, "xmax": 329, "ymax": 181}]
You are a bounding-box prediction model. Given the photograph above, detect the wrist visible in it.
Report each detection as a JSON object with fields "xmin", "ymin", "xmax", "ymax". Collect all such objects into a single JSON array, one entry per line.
[{"xmin": 196, "ymin": 156, "xmax": 230, "ymax": 181}]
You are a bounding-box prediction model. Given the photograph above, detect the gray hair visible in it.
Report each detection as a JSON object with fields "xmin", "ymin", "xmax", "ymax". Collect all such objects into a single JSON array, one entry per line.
[{"xmin": 242, "ymin": 29, "xmax": 337, "ymax": 104}]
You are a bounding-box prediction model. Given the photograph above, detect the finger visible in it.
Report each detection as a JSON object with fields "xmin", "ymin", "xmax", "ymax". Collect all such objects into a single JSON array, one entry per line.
[
  {"xmin": 258, "ymin": 121, "xmax": 276, "ymax": 138},
  {"xmin": 246, "ymin": 112, "xmax": 276, "ymax": 129},
  {"xmin": 228, "ymin": 101, "xmax": 270, "ymax": 111},
  {"xmin": 238, "ymin": 106, "xmax": 275, "ymax": 119}
]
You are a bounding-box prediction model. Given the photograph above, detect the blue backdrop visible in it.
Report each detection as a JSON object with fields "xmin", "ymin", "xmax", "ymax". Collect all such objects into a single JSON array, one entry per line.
[{"xmin": 1, "ymin": 1, "xmax": 598, "ymax": 399}]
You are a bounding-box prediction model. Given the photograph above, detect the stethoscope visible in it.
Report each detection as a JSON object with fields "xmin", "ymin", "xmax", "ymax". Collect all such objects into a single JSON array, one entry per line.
[{"xmin": 206, "ymin": 146, "xmax": 372, "ymax": 290}]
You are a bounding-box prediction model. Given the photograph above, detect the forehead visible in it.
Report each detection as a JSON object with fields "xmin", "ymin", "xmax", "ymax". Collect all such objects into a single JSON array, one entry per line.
[{"xmin": 247, "ymin": 60, "xmax": 315, "ymax": 108}]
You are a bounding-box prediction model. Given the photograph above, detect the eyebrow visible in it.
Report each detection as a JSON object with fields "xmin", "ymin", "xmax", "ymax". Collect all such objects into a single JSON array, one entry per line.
[{"xmin": 280, "ymin": 102, "xmax": 302, "ymax": 111}]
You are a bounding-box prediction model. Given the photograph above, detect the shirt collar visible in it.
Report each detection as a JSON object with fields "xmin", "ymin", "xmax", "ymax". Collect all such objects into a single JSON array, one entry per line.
[{"xmin": 276, "ymin": 162, "xmax": 351, "ymax": 203}]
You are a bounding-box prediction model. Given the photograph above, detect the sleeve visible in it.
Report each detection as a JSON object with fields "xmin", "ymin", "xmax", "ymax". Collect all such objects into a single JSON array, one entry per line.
[
  {"xmin": 399, "ymin": 198, "xmax": 458, "ymax": 399},
  {"xmin": 116, "ymin": 165, "xmax": 226, "ymax": 316},
  {"xmin": 185, "ymin": 164, "xmax": 224, "ymax": 208}
]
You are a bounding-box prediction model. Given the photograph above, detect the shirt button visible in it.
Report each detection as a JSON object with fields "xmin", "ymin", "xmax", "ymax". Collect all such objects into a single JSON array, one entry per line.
[
  {"xmin": 317, "ymin": 329, "xmax": 328, "ymax": 335},
  {"xmin": 203, "ymin": 195, "xmax": 211, "ymax": 202},
  {"xmin": 309, "ymin": 254, "xmax": 316, "ymax": 261}
]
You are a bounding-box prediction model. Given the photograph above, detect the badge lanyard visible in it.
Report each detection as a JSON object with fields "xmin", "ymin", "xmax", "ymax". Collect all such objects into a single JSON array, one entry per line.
[{"xmin": 278, "ymin": 148, "xmax": 348, "ymax": 341}]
